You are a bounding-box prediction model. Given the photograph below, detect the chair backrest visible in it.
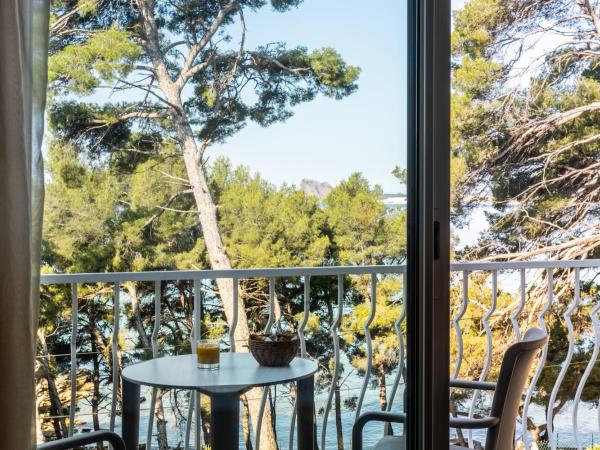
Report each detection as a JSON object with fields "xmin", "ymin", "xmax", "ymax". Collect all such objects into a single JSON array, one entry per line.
[{"xmin": 486, "ymin": 328, "xmax": 547, "ymax": 450}]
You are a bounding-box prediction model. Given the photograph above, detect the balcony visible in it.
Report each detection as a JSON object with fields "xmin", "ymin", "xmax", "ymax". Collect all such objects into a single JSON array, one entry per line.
[{"xmin": 37, "ymin": 260, "xmax": 600, "ymax": 450}]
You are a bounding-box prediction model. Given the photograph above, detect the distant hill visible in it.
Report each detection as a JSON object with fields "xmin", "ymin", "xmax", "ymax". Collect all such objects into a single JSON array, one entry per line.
[
  {"xmin": 301, "ymin": 179, "xmax": 407, "ymax": 204},
  {"xmin": 300, "ymin": 179, "xmax": 333, "ymax": 201}
]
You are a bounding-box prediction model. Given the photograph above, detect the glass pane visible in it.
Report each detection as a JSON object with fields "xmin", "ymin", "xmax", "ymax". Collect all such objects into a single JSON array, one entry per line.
[
  {"xmin": 39, "ymin": 1, "xmax": 410, "ymax": 448},
  {"xmin": 449, "ymin": 0, "xmax": 598, "ymax": 449}
]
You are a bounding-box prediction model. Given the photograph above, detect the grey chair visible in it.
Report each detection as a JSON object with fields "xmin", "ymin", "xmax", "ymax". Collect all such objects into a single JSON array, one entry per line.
[
  {"xmin": 37, "ymin": 430, "xmax": 125, "ymax": 450},
  {"xmin": 352, "ymin": 328, "xmax": 548, "ymax": 450}
]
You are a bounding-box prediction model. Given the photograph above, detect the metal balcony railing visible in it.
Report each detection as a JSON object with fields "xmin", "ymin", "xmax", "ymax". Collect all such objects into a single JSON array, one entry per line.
[{"xmin": 38, "ymin": 259, "xmax": 600, "ymax": 450}]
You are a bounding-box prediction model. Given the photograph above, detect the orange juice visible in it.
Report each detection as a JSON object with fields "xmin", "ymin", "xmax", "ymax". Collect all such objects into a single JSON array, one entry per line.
[{"xmin": 196, "ymin": 340, "xmax": 220, "ymax": 369}]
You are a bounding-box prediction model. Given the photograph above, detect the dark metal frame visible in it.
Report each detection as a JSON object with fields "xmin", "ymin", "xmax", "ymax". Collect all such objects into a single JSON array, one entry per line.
[
  {"xmin": 405, "ymin": 0, "xmax": 451, "ymax": 448},
  {"xmin": 37, "ymin": 430, "xmax": 125, "ymax": 450}
]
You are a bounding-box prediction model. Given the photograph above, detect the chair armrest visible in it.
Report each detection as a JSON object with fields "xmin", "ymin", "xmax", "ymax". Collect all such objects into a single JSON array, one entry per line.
[
  {"xmin": 449, "ymin": 416, "xmax": 500, "ymax": 429},
  {"xmin": 450, "ymin": 379, "xmax": 496, "ymax": 391},
  {"xmin": 352, "ymin": 411, "xmax": 406, "ymax": 450},
  {"xmin": 37, "ymin": 430, "xmax": 125, "ymax": 450}
]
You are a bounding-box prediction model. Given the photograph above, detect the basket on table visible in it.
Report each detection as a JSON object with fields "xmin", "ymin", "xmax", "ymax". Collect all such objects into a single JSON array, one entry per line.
[{"xmin": 248, "ymin": 333, "xmax": 299, "ymax": 367}]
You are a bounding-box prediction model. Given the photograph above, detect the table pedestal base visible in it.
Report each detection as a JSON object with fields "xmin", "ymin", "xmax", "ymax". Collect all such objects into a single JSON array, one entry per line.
[
  {"xmin": 122, "ymin": 379, "xmax": 140, "ymax": 450},
  {"xmin": 297, "ymin": 376, "xmax": 316, "ymax": 450},
  {"xmin": 210, "ymin": 393, "xmax": 240, "ymax": 449}
]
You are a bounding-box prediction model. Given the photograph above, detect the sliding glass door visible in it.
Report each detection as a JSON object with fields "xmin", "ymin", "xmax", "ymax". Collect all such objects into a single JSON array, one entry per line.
[{"xmin": 38, "ymin": 0, "xmax": 450, "ymax": 448}]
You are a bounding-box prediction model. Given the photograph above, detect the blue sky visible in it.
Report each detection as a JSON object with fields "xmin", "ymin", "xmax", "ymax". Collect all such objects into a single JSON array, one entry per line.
[{"xmin": 209, "ymin": 0, "xmax": 408, "ymax": 193}]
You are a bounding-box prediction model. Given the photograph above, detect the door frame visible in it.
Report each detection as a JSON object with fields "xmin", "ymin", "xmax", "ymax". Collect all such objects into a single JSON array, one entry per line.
[{"xmin": 406, "ymin": 0, "xmax": 451, "ymax": 448}]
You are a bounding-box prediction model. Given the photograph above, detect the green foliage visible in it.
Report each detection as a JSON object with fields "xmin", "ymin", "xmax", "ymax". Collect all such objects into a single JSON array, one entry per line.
[
  {"xmin": 270, "ymin": 0, "xmax": 303, "ymax": 12},
  {"xmin": 308, "ymin": 48, "xmax": 361, "ymax": 99},
  {"xmin": 342, "ymin": 277, "xmax": 404, "ymax": 377},
  {"xmin": 43, "ymin": 137, "xmax": 205, "ymax": 275},
  {"xmin": 391, "ymin": 166, "xmax": 407, "ymax": 184},
  {"xmin": 41, "ymin": 139, "xmax": 407, "ymax": 426},
  {"xmin": 211, "ymin": 158, "xmax": 329, "ymax": 268},
  {"xmin": 77, "ymin": 0, "xmax": 98, "ymax": 15},
  {"xmin": 324, "ymin": 173, "xmax": 405, "ymax": 265},
  {"xmin": 453, "ymin": 56, "xmax": 502, "ymax": 98},
  {"xmin": 48, "ymin": 28, "xmax": 141, "ymax": 94},
  {"xmin": 49, "ymin": 3, "xmax": 360, "ymax": 147},
  {"xmin": 451, "ymin": 0, "xmax": 508, "ymax": 57},
  {"xmin": 43, "ymin": 144, "xmax": 122, "ymax": 273},
  {"xmin": 321, "ymin": 173, "xmax": 407, "ymax": 404}
]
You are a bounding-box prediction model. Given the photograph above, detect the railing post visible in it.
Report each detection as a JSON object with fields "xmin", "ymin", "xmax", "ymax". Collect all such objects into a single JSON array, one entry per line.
[
  {"xmin": 548, "ymin": 269, "xmax": 580, "ymax": 450},
  {"xmin": 186, "ymin": 279, "xmax": 204, "ymax": 450},
  {"xmin": 321, "ymin": 274, "xmax": 345, "ymax": 449},
  {"xmin": 510, "ymin": 268, "xmax": 526, "ymax": 342},
  {"xmin": 194, "ymin": 279, "xmax": 202, "ymax": 450},
  {"xmin": 110, "ymin": 282, "xmax": 120, "ymax": 433},
  {"xmin": 289, "ymin": 274, "xmax": 311, "ymax": 450},
  {"xmin": 468, "ymin": 270, "xmax": 497, "ymax": 448},
  {"xmin": 522, "ymin": 269, "xmax": 553, "ymax": 450},
  {"xmin": 69, "ymin": 283, "xmax": 78, "ymax": 437},
  {"xmin": 452, "ymin": 271, "xmax": 469, "ymax": 379},
  {"xmin": 571, "ymin": 269, "xmax": 592, "ymax": 450},
  {"xmin": 256, "ymin": 277, "xmax": 277, "ymax": 450},
  {"xmin": 298, "ymin": 275, "xmax": 310, "ymax": 358},
  {"xmin": 387, "ymin": 270, "xmax": 407, "ymax": 416},
  {"xmin": 355, "ymin": 273, "xmax": 377, "ymax": 420},
  {"xmin": 146, "ymin": 281, "xmax": 161, "ymax": 450},
  {"xmin": 230, "ymin": 277, "xmax": 239, "ymax": 352}
]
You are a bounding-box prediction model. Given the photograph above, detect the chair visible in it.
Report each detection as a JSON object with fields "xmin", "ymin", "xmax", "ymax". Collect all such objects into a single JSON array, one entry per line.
[
  {"xmin": 37, "ymin": 430, "xmax": 125, "ymax": 450},
  {"xmin": 352, "ymin": 328, "xmax": 548, "ymax": 450}
]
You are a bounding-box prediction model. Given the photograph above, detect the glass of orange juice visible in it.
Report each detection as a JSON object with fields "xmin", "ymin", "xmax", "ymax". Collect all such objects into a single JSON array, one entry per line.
[{"xmin": 196, "ymin": 339, "xmax": 220, "ymax": 370}]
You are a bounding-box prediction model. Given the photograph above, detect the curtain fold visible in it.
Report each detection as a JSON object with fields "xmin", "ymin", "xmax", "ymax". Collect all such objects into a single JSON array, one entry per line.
[{"xmin": 0, "ymin": 0, "xmax": 49, "ymax": 448}]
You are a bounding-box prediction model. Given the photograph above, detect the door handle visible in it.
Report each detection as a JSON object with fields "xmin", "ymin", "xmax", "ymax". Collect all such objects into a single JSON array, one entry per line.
[{"xmin": 433, "ymin": 220, "xmax": 440, "ymax": 260}]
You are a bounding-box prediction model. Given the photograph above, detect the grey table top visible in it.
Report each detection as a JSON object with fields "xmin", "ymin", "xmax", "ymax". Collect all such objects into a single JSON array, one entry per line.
[{"xmin": 122, "ymin": 353, "xmax": 318, "ymax": 395}]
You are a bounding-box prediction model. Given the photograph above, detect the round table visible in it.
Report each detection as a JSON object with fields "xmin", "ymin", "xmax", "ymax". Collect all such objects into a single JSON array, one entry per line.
[{"xmin": 121, "ymin": 353, "xmax": 318, "ymax": 450}]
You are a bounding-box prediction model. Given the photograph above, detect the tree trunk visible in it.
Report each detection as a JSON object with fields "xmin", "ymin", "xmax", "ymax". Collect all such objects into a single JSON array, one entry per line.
[
  {"xmin": 116, "ymin": 347, "xmax": 123, "ymax": 411},
  {"xmin": 35, "ymin": 377, "xmax": 45, "ymax": 443},
  {"xmin": 136, "ymin": 2, "xmax": 278, "ymax": 446},
  {"xmin": 525, "ymin": 414, "xmax": 547, "ymax": 444},
  {"xmin": 181, "ymin": 127, "xmax": 278, "ymax": 449},
  {"xmin": 126, "ymin": 284, "xmax": 150, "ymax": 349},
  {"xmin": 449, "ymin": 398, "xmax": 467, "ymax": 446},
  {"xmin": 201, "ymin": 398, "xmax": 212, "ymax": 448},
  {"xmin": 37, "ymin": 331, "xmax": 68, "ymax": 439},
  {"xmin": 90, "ymin": 336, "xmax": 102, "ymax": 450},
  {"xmin": 378, "ymin": 366, "xmax": 387, "ymax": 411},
  {"xmin": 87, "ymin": 305, "xmax": 103, "ymax": 450},
  {"xmin": 269, "ymin": 388, "xmax": 278, "ymax": 442},
  {"xmin": 155, "ymin": 389, "xmax": 169, "ymax": 450},
  {"xmin": 334, "ymin": 381, "xmax": 344, "ymax": 450},
  {"xmin": 378, "ymin": 366, "xmax": 388, "ymax": 436},
  {"xmin": 241, "ymin": 395, "xmax": 254, "ymax": 450}
]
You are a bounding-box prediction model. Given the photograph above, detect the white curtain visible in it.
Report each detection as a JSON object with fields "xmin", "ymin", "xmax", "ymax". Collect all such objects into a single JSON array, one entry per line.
[{"xmin": 0, "ymin": 0, "xmax": 48, "ymax": 448}]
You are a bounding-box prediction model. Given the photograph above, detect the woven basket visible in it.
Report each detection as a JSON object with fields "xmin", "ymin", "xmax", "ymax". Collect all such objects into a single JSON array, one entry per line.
[{"xmin": 248, "ymin": 333, "xmax": 299, "ymax": 367}]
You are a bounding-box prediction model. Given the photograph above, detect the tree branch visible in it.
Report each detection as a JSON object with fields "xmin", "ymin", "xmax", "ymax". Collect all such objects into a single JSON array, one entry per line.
[
  {"xmin": 493, "ymin": 102, "xmax": 600, "ymax": 164},
  {"xmin": 176, "ymin": 1, "xmax": 241, "ymax": 90},
  {"xmin": 138, "ymin": 189, "xmax": 194, "ymax": 229}
]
